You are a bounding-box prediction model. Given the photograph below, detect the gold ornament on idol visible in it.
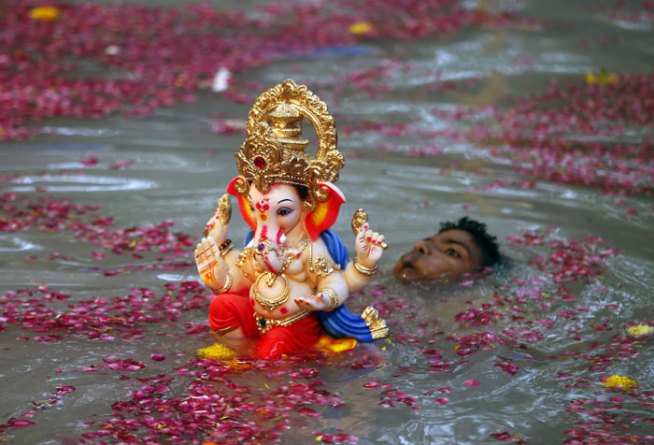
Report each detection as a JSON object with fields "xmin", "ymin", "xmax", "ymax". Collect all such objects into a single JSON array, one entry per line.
[
  {"xmin": 351, "ymin": 208, "xmax": 388, "ymax": 250},
  {"xmin": 216, "ymin": 273, "xmax": 233, "ymax": 294},
  {"xmin": 231, "ymin": 79, "xmax": 345, "ymax": 207},
  {"xmin": 252, "ymin": 272, "xmax": 290, "ymax": 312},
  {"xmin": 254, "ymin": 310, "xmax": 311, "ymax": 334},
  {"xmin": 352, "ymin": 259, "xmax": 378, "ymax": 277},
  {"xmin": 204, "ymin": 194, "xmax": 232, "ymax": 237},
  {"xmin": 320, "ymin": 287, "xmax": 339, "ymax": 312},
  {"xmin": 251, "ymin": 236, "xmax": 310, "ymax": 312},
  {"xmin": 216, "ymin": 194, "xmax": 232, "ymax": 224}
]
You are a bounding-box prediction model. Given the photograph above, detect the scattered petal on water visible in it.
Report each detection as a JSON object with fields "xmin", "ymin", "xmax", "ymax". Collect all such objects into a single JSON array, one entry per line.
[
  {"xmin": 349, "ymin": 21, "xmax": 373, "ymax": 35},
  {"xmin": 80, "ymin": 157, "xmax": 99, "ymax": 166},
  {"xmin": 585, "ymin": 70, "xmax": 618, "ymax": 86},
  {"xmin": 626, "ymin": 324, "xmax": 653, "ymax": 337},
  {"xmin": 110, "ymin": 159, "xmax": 135, "ymax": 169},
  {"xmin": 490, "ymin": 431, "xmax": 527, "ymax": 443},
  {"xmin": 7, "ymin": 418, "xmax": 36, "ymax": 429},
  {"xmin": 55, "ymin": 386, "xmax": 76, "ymax": 396},
  {"xmin": 211, "ymin": 67, "xmax": 232, "ymax": 93},
  {"xmin": 600, "ymin": 375, "xmax": 638, "ymax": 390},
  {"xmin": 29, "ymin": 6, "xmax": 60, "ymax": 21}
]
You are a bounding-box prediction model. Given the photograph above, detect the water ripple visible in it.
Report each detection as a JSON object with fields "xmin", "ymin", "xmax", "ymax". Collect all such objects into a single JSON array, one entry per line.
[
  {"xmin": 0, "ymin": 235, "xmax": 42, "ymax": 253},
  {"xmin": 9, "ymin": 174, "xmax": 157, "ymax": 192}
]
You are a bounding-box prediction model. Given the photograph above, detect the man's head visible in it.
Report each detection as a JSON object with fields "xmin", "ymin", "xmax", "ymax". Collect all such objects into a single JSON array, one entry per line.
[{"xmin": 393, "ymin": 217, "xmax": 500, "ymax": 282}]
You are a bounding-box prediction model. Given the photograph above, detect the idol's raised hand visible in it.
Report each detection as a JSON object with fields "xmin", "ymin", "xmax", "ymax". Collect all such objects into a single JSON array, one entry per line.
[
  {"xmin": 355, "ymin": 223, "xmax": 385, "ymax": 270},
  {"xmin": 344, "ymin": 209, "xmax": 387, "ymax": 293},
  {"xmin": 194, "ymin": 237, "xmax": 230, "ymax": 293},
  {"xmin": 203, "ymin": 194, "xmax": 231, "ymax": 246},
  {"xmin": 351, "ymin": 208, "xmax": 386, "ymax": 270}
]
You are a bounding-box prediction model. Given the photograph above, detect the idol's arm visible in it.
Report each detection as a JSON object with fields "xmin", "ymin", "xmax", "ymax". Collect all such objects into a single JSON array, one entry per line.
[
  {"xmin": 195, "ymin": 194, "xmax": 253, "ymax": 294},
  {"xmin": 295, "ymin": 242, "xmax": 350, "ymax": 312},
  {"xmin": 345, "ymin": 224, "xmax": 385, "ymax": 292},
  {"xmin": 296, "ymin": 270, "xmax": 349, "ymax": 312}
]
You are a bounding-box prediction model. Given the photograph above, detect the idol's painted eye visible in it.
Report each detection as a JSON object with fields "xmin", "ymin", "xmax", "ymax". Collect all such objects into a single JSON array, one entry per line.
[{"xmin": 278, "ymin": 207, "xmax": 292, "ymax": 216}]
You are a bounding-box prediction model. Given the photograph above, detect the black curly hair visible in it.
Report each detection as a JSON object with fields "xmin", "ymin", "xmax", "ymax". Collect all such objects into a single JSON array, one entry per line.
[{"xmin": 438, "ymin": 217, "xmax": 500, "ymax": 268}]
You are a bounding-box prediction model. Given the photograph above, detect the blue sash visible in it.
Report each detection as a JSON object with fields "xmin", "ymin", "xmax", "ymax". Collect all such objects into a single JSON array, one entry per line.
[{"xmin": 317, "ymin": 230, "xmax": 377, "ymax": 342}]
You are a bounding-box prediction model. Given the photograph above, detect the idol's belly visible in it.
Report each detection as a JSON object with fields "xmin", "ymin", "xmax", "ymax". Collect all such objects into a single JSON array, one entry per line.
[{"xmin": 250, "ymin": 272, "xmax": 314, "ymax": 319}]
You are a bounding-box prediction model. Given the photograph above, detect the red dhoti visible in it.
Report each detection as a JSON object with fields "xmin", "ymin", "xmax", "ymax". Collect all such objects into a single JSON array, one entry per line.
[{"xmin": 208, "ymin": 293, "xmax": 322, "ymax": 359}]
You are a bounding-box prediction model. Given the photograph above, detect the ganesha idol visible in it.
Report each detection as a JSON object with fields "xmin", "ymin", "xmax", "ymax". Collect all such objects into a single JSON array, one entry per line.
[{"xmin": 194, "ymin": 80, "xmax": 388, "ymax": 360}]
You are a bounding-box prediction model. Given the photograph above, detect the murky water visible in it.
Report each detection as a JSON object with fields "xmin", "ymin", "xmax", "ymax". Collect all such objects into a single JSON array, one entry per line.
[{"xmin": 2, "ymin": 1, "xmax": 653, "ymax": 444}]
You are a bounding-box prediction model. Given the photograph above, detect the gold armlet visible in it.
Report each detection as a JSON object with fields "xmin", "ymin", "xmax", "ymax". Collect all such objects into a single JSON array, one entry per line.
[
  {"xmin": 216, "ymin": 273, "xmax": 232, "ymax": 294},
  {"xmin": 353, "ymin": 259, "xmax": 377, "ymax": 277},
  {"xmin": 320, "ymin": 288, "xmax": 339, "ymax": 312},
  {"xmin": 236, "ymin": 247, "xmax": 249, "ymax": 268},
  {"xmin": 236, "ymin": 248, "xmax": 254, "ymax": 281},
  {"xmin": 313, "ymin": 256, "xmax": 336, "ymax": 277}
]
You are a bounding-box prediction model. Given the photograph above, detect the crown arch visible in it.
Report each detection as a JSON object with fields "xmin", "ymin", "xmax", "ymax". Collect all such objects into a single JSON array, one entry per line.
[{"xmin": 233, "ymin": 79, "xmax": 345, "ymax": 206}]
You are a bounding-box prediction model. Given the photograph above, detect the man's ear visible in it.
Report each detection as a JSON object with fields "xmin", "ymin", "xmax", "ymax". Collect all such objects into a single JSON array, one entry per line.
[
  {"xmin": 304, "ymin": 182, "xmax": 346, "ymax": 241},
  {"xmin": 227, "ymin": 176, "xmax": 256, "ymax": 231}
]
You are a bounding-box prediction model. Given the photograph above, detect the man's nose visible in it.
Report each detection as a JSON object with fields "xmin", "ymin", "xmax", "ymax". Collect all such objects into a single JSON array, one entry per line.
[{"xmin": 413, "ymin": 240, "xmax": 431, "ymax": 255}]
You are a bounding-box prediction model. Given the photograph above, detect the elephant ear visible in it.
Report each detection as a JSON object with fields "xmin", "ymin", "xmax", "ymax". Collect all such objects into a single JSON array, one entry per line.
[
  {"xmin": 227, "ymin": 176, "xmax": 256, "ymax": 232},
  {"xmin": 305, "ymin": 182, "xmax": 346, "ymax": 241}
]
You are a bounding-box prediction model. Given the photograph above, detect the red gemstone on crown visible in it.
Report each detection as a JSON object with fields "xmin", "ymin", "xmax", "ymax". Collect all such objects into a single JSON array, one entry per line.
[{"xmin": 254, "ymin": 156, "xmax": 266, "ymax": 169}]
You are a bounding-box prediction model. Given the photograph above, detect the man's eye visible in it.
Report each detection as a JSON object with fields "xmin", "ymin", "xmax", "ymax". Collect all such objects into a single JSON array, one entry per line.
[
  {"xmin": 278, "ymin": 208, "xmax": 292, "ymax": 216},
  {"xmin": 445, "ymin": 248, "xmax": 460, "ymax": 258}
]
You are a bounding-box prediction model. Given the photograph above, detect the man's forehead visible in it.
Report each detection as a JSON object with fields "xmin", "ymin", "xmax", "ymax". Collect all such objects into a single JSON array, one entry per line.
[
  {"xmin": 432, "ymin": 229, "xmax": 472, "ymax": 240},
  {"xmin": 433, "ymin": 229, "xmax": 476, "ymax": 245}
]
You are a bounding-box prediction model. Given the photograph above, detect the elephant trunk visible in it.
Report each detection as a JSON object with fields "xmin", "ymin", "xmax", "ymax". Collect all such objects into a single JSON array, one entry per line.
[{"xmin": 253, "ymin": 223, "xmax": 287, "ymax": 274}]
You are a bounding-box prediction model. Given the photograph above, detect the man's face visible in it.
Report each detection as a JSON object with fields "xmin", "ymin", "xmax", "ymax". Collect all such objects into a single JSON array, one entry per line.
[{"xmin": 392, "ymin": 229, "xmax": 484, "ymax": 282}]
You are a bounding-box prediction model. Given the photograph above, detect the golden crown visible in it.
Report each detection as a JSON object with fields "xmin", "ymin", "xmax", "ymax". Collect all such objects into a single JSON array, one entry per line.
[{"xmin": 232, "ymin": 79, "xmax": 344, "ymax": 205}]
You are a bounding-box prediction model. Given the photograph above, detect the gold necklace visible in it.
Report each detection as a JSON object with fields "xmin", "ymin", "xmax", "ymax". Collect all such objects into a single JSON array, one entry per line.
[
  {"xmin": 252, "ymin": 272, "xmax": 290, "ymax": 312},
  {"xmin": 288, "ymin": 236, "xmax": 310, "ymax": 257},
  {"xmin": 279, "ymin": 236, "xmax": 309, "ymax": 273},
  {"xmin": 250, "ymin": 236, "xmax": 310, "ymax": 312}
]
